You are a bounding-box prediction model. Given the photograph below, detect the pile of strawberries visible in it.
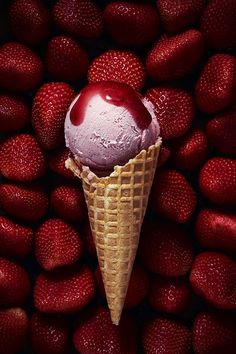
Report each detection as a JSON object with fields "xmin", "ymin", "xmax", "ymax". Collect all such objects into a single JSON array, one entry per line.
[{"xmin": 0, "ymin": 0, "xmax": 236, "ymax": 353}]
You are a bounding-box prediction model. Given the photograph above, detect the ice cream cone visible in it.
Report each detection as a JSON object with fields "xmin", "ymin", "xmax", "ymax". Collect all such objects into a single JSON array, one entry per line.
[{"xmin": 65, "ymin": 137, "xmax": 162, "ymax": 324}]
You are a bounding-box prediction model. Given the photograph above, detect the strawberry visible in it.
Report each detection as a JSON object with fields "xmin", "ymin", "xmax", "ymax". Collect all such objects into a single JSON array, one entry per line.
[
  {"xmin": 96, "ymin": 263, "xmax": 150, "ymax": 308},
  {"xmin": 0, "ymin": 257, "xmax": 30, "ymax": 307},
  {"xmin": 34, "ymin": 264, "xmax": 95, "ymax": 313},
  {"xmin": 196, "ymin": 209, "xmax": 236, "ymax": 253},
  {"xmin": 35, "ymin": 218, "xmax": 82, "ymax": 271},
  {"xmin": 142, "ymin": 318, "xmax": 191, "ymax": 354},
  {"xmin": 0, "ymin": 94, "xmax": 30, "ymax": 133},
  {"xmin": 193, "ymin": 311, "xmax": 236, "ymax": 354},
  {"xmin": 8, "ymin": 0, "xmax": 51, "ymax": 44},
  {"xmin": 195, "ymin": 54, "xmax": 236, "ymax": 114},
  {"xmin": 32, "ymin": 82, "xmax": 75, "ymax": 150},
  {"xmin": 31, "ymin": 312, "xmax": 69, "ymax": 354},
  {"xmin": 0, "ymin": 216, "xmax": 33, "ymax": 259},
  {"xmin": 157, "ymin": 0, "xmax": 207, "ymax": 33},
  {"xmin": 120, "ymin": 263, "xmax": 149, "ymax": 308},
  {"xmin": 139, "ymin": 220, "xmax": 193, "ymax": 276},
  {"xmin": 145, "ymin": 86, "xmax": 194, "ymax": 139},
  {"xmin": 83, "ymin": 223, "xmax": 97, "ymax": 256},
  {"xmin": 104, "ymin": 2, "xmax": 160, "ymax": 47},
  {"xmin": 0, "ymin": 134, "xmax": 46, "ymax": 182},
  {"xmin": 200, "ymin": 0, "xmax": 236, "ymax": 49},
  {"xmin": 0, "ymin": 42, "xmax": 43, "ymax": 92},
  {"xmin": 0, "ymin": 182, "xmax": 48, "ymax": 221},
  {"xmin": 88, "ymin": 50, "xmax": 146, "ymax": 91},
  {"xmin": 73, "ymin": 306, "xmax": 137, "ymax": 354},
  {"xmin": 46, "ymin": 35, "xmax": 89, "ymax": 82},
  {"xmin": 199, "ymin": 157, "xmax": 236, "ymax": 206},
  {"xmin": 173, "ymin": 129, "xmax": 208, "ymax": 170},
  {"xmin": 0, "ymin": 308, "xmax": 29, "ymax": 354},
  {"xmin": 157, "ymin": 144, "xmax": 171, "ymax": 167},
  {"xmin": 190, "ymin": 251, "xmax": 236, "ymax": 309},
  {"xmin": 146, "ymin": 29, "xmax": 204, "ymax": 81},
  {"xmin": 206, "ymin": 107, "xmax": 236, "ymax": 156},
  {"xmin": 50, "ymin": 185, "xmax": 86, "ymax": 223},
  {"xmin": 148, "ymin": 275, "xmax": 192, "ymax": 314},
  {"xmin": 152, "ymin": 169, "xmax": 197, "ymax": 223},
  {"xmin": 53, "ymin": 0, "xmax": 103, "ymax": 39},
  {"xmin": 48, "ymin": 147, "xmax": 76, "ymax": 180}
]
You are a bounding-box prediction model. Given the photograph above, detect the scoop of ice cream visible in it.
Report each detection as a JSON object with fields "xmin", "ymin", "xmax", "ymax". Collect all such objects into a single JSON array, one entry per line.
[{"xmin": 65, "ymin": 82, "xmax": 160, "ymax": 174}]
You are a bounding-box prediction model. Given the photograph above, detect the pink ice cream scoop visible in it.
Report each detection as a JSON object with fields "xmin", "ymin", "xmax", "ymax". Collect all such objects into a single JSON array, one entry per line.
[{"xmin": 64, "ymin": 81, "xmax": 160, "ymax": 175}]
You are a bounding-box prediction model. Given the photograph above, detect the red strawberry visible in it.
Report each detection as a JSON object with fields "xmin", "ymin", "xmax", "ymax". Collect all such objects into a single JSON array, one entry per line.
[
  {"xmin": 53, "ymin": 0, "xmax": 103, "ymax": 39},
  {"xmin": 139, "ymin": 220, "xmax": 193, "ymax": 276},
  {"xmin": 146, "ymin": 29, "xmax": 204, "ymax": 81},
  {"xmin": 199, "ymin": 157, "xmax": 236, "ymax": 206},
  {"xmin": 121, "ymin": 263, "xmax": 149, "ymax": 308},
  {"xmin": 31, "ymin": 312, "xmax": 69, "ymax": 354},
  {"xmin": 8, "ymin": 0, "xmax": 51, "ymax": 44},
  {"xmin": 0, "ymin": 257, "xmax": 30, "ymax": 307},
  {"xmin": 0, "ymin": 216, "xmax": 33, "ymax": 259},
  {"xmin": 157, "ymin": 144, "xmax": 171, "ymax": 167},
  {"xmin": 88, "ymin": 50, "xmax": 146, "ymax": 91},
  {"xmin": 34, "ymin": 264, "xmax": 95, "ymax": 313},
  {"xmin": 196, "ymin": 208, "xmax": 236, "ymax": 253},
  {"xmin": 35, "ymin": 218, "xmax": 82, "ymax": 271},
  {"xmin": 0, "ymin": 134, "xmax": 46, "ymax": 182},
  {"xmin": 145, "ymin": 86, "xmax": 194, "ymax": 139},
  {"xmin": 173, "ymin": 129, "xmax": 208, "ymax": 170},
  {"xmin": 195, "ymin": 54, "xmax": 236, "ymax": 114},
  {"xmin": 83, "ymin": 223, "xmax": 96, "ymax": 256},
  {"xmin": 50, "ymin": 185, "xmax": 86, "ymax": 223},
  {"xmin": 148, "ymin": 275, "xmax": 192, "ymax": 314},
  {"xmin": 46, "ymin": 35, "xmax": 89, "ymax": 82},
  {"xmin": 0, "ymin": 308, "xmax": 29, "ymax": 354},
  {"xmin": 157, "ymin": 0, "xmax": 207, "ymax": 33},
  {"xmin": 193, "ymin": 311, "xmax": 236, "ymax": 354},
  {"xmin": 104, "ymin": 2, "xmax": 160, "ymax": 47},
  {"xmin": 48, "ymin": 147, "xmax": 76, "ymax": 180},
  {"xmin": 142, "ymin": 318, "xmax": 191, "ymax": 354},
  {"xmin": 96, "ymin": 263, "xmax": 150, "ymax": 308},
  {"xmin": 152, "ymin": 169, "xmax": 197, "ymax": 223},
  {"xmin": 206, "ymin": 107, "xmax": 236, "ymax": 156},
  {"xmin": 0, "ymin": 42, "xmax": 43, "ymax": 92},
  {"xmin": 0, "ymin": 94, "xmax": 30, "ymax": 133},
  {"xmin": 200, "ymin": 0, "xmax": 236, "ymax": 49},
  {"xmin": 105, "ymin": 0, "xmax": 146, "ymax": 2},
  {"xmin": 73, "ymin": 306, "xmax": 137, "ymax": 354},
  {"xmin": 32, "ymin": 82, "xmax": 75, "ymax": 150},
  {"xmin": 190, "ymin": 251, "xmax": 236, "ymax": 309},
  {"xmin": 0, "ymin": 182, "xmax": 48, "ymax": 221}
]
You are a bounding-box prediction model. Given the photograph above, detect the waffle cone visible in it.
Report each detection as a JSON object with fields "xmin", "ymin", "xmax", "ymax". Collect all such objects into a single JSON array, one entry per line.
[{"xmin": 66, "ymin": 138, "xmax": 162, "ymax": 324}]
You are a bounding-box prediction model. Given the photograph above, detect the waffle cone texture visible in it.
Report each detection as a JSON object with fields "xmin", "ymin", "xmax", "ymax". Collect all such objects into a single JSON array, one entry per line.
[{"xmin": 66, "ymin": 138, "xmax": 162, "ymax": 324}]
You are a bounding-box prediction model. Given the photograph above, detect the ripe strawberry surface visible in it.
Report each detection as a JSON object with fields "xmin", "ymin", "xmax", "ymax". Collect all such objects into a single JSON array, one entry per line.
[
  {"xmin": 30, "ymin": 312, "xmax": 69, "ymax": 354},
  {"xmin": 0, "ymin": 0, "xmax": 235, "ymax": 353}
]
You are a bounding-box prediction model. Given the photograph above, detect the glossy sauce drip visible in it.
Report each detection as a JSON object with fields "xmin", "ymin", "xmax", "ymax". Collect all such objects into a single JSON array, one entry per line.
[{"xmin": 70, "ymin": 81, "xmax": 152, "ymax": 129}]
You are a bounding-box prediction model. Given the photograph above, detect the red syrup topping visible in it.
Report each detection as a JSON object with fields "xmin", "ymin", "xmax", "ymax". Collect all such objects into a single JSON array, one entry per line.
[{"xmin": 70, "ymin": 81, "xmax": 152, "ymax": 130}]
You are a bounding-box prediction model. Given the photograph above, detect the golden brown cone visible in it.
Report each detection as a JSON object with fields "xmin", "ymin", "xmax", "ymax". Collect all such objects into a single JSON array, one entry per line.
[{"xmin": 65, "ymin": 138, "xmax": 162, "ymax": 324}]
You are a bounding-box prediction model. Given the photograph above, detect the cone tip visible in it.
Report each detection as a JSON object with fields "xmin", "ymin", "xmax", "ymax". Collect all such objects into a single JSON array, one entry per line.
[
  {"xmin": 111, "ymin": 316, "xmax": 120, "ymax": 326},
  {"xmin": 110, "ymin": 308, "xmax": 122, "ymax": 326}
]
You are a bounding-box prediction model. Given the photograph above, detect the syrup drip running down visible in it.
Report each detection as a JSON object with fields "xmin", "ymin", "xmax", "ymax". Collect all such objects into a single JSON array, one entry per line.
[{"xmin": 70, "ymin": 81, "xmax": 152, "ymax": 130}]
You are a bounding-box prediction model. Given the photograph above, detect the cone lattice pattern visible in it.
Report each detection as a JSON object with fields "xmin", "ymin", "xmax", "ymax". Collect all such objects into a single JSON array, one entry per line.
[{"xmin": 66, "ymin": 138, "xmax": 161, "ymax": 324}]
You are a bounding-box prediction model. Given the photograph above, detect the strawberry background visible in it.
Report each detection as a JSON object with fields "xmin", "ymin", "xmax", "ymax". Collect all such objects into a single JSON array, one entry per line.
[{"xmin": 0, "ymin": 0, "xmax": 236, "ymax": 353}]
